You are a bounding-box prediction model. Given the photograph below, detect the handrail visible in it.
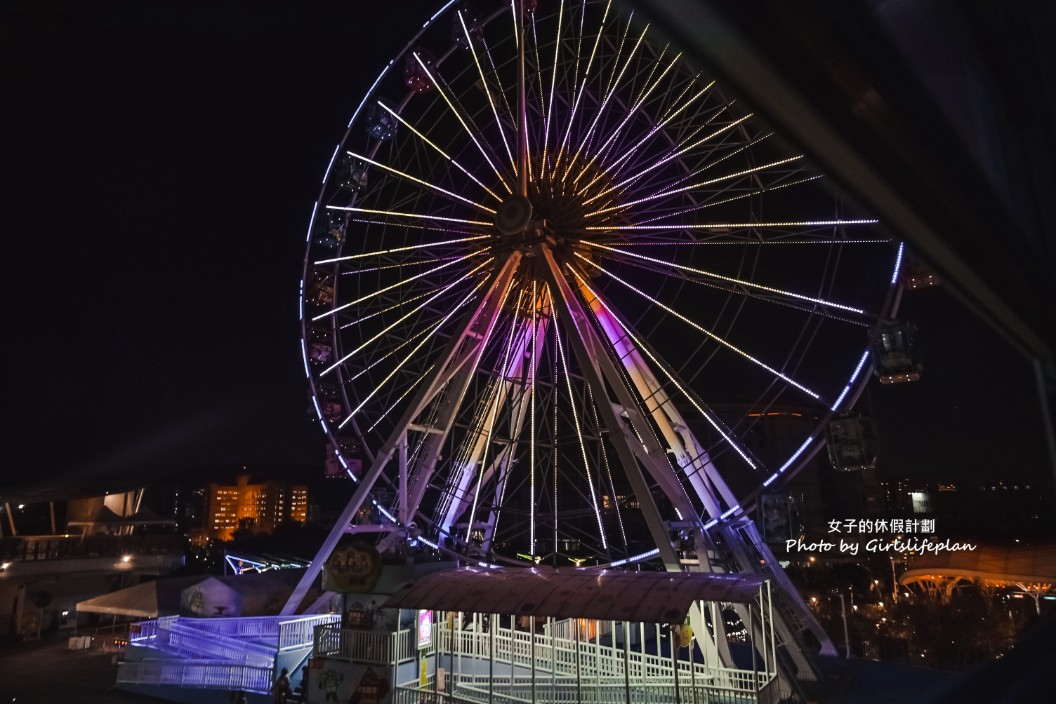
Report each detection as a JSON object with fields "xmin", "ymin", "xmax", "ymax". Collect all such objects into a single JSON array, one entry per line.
[
  {"xmin": 320, "ymin": 621, "xmax": 772, "ymax": 694},
  {"xmin": 117, "ymin": 659, "xmax": 273, "ymax": 694}
]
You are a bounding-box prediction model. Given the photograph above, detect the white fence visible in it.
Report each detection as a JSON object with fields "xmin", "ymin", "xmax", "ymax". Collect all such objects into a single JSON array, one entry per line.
[
  {"xmin": 318, "ymin": 617, "xmax": 773, "ymax": 701},
  {"xmin": 117, "ymin": 660, "xmax": 274, "ymax": 694}
]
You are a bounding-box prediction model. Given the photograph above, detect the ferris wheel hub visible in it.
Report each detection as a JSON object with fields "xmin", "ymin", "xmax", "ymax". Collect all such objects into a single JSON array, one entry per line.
[{"xmin": 494, "ymin": 194, "xmax": 534, "ymax": 235}]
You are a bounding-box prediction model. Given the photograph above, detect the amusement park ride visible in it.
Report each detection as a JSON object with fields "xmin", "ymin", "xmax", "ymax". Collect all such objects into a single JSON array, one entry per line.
[{"xmin": 286, "ymin": 0, "xmax": 923, "ymax": 699}]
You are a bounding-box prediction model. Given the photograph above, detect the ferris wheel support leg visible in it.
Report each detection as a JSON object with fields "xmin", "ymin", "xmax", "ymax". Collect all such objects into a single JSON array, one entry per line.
[
  {"xmin": 537, "ymin": 246, "xmax": 732, "ymax": 668},
  {"xmin": 536, "ymin": 245, "xmax": 682, "ymax": 569},
  {"xmin": 280, "ymin": 444, "xmax": 396, "ymax": 616},
  {"xmin": 283, "ymin": 256, "xmax": 523, "ymax": 615}
]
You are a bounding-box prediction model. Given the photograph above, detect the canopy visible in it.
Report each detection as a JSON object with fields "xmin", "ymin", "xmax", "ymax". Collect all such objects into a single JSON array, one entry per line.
[
  {"xmin": 384, "ymin": 567, "xmax": 766, "ymax": 623},
  {"xmin": 76, "ymin": 576, "xmax": 203, "ymax": 618}
]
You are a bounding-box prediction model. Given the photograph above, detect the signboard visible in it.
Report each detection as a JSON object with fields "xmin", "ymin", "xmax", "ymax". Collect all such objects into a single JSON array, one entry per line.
[
  {"xmin": 322, "ymin": 540, "xmax": 382, "ymax": 593},
  {"xmin": 417, "ymin": 609, "xmax": 433, "ymax": 649}
]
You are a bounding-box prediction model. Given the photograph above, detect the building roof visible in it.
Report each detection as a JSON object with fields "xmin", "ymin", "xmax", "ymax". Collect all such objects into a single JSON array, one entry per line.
[
  {"xmin": 900, "ymin": 543, "xmax": 1056, "ymax": 586},
  {"xmin": 383, "ymin": 567, "xmax": 766, "ymax": 622}
]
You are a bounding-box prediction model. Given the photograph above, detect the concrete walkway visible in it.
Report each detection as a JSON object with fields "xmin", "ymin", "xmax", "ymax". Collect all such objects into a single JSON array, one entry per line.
[{"xmin": 0, "ymin": 634, "xmax": 155, "ymax": 704}]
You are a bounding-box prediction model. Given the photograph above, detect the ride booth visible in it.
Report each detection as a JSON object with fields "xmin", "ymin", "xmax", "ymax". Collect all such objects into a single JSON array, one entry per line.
[{"xmin": 307, "ymin": 567, "xmax": 781, "ymax": 704}]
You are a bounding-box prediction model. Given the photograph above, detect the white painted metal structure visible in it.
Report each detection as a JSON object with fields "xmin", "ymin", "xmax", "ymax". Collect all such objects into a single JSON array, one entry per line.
[
  {"xmin": 294, "ymin": 0, "xmax": 905, "ymax": 694},
  {"xmin": 313, "ymin": 585, "xmax": 781, "ymax": 704}
]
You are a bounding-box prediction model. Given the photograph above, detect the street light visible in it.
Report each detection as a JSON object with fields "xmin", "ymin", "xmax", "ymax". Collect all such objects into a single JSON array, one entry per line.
[{"xmin": 891, "ymin": 557, "xmax": 899, "ymax": 602}]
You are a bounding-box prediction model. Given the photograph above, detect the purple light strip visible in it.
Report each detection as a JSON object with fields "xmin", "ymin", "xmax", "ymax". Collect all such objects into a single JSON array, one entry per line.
[
  {"xmin": 830, "ymin": 350, "xmax": 871, "ymax": 412},
  {"xmin": 761, "ymin": 436, "xmax": 816, "ymax": 488}
]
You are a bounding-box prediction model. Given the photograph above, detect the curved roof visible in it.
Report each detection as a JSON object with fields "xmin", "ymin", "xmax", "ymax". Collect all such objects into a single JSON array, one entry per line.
[
  {"xmin": 383, "ymin": 567, "xmax": 765, "ymax": 622},
  {"xmin": 900, "ymin": 544, "xmax": 1056, "ymax": 586}
]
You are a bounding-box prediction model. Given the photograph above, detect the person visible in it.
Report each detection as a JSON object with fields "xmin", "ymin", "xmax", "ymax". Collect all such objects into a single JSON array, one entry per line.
[{"xmin": 271, "ymin": 667, "xmax": 292, "ymax": 704}]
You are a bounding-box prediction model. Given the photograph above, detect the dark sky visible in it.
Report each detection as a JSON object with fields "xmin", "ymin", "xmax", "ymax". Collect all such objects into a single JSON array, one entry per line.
[{"xmin": 2, "ymin": 1, "xmax": 1052, "ymax": 498}]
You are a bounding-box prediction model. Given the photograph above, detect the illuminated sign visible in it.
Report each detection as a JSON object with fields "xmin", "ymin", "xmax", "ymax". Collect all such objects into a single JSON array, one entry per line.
[{"xmin": 417, "ymin": 609, "xmax": 433, "ymax": 649}]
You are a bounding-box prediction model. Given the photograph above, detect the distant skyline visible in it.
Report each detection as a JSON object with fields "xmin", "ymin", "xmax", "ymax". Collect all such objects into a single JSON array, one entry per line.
[{"xmin": 3, "ymin": 1, "xmax": 1052, "ymax": 502}]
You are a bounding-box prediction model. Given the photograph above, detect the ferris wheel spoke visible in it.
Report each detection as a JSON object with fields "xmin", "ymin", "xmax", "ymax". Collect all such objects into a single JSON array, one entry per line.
[
  {"xmin": 597, "ymin": 254, "xmax": 874, "ymax": 327},
  {"xmin": 315, "ymin": 235, "xmax": 489, "ymax": 266},
  {"xmin": 311, "ymin": 251, "xmax": 489, "ymax": 322},
  {"xmin": 597, "ymin": 235, "xmax": 892, "ymax": 247},
  {"xmin": 589, "ymin": 81, "xmax": 718, "ymax": 190},
  {"xmin": 333, "ymin": 254, "xmax": 480, "ymax": 278},
  {"xmin": 346, "ymin": 150, "xmax": 496, "ymax": 215},
  {"xmin": 586, "ymin": 217, "xmax": 879, "ymax": 237},
  {"xmin": 585, "ymin": 241, "xmax": 869, "ymax": 316},
  {"xmin": 560, "ymin": 16, "xmax": 647, "ymax": 185},
  {"xmin": 463, "ymin": 292, "xmax": 527, "ymax": 543},
  {"xmin": 325, "ymin": 204, "xmax": 492, "ymax": 228},
  {"xmin": 586, "ymin": 154, "xmax": 804, "ymax": 218},
  {"xmin": 364, "ymin": 363, "xmax": 436, "ymax": 434},
  {"xmin": 376, "ymin": 102, "xmax": 505, "ymax": 204},
  {"xmin": 576, "ymin": 253, "xmax": 821, "ymax": 400},
  {"xmin": 551, "ymin": 284, "xmax": 609, "ymax": 553},
  {"xmin": 575, "ymin": 77, "xmax": 714, "ymax": 197},
  {"xmin": 583, "ymin": 114, "xmax": 755, "ymax": 206},
  {"xmin": 553, "ymin": 0, "xmax": 613, "ymax": 178},
  {"xmin": 570, "ymin": 47, "xmax": 677, "ymax": 192},
  {"xmin": 338, "ymin": 278, "xmax": 489, "ymax": 429},
  {"xmin": 586, "ymin": 382, "xmax": 628, "ymax": 552},
  {"xmin": 458, "ymin": 10, "xmax": 517, "ymax": 179},
  {"xmin": 335, "ymin": 258, "xmax": 487, "ymax": 331},
  {"xmin": 622, "ymin": 175, "xmax": 823, "ymax": 228},
  {"xmin": 412, "ymin": 53, "xmax": 514, "ymax": 194},
  {"xmin": 537, "ymin": 0, "xmax": 564, "ymax": 180},
  {"xmin": 323, "ymin": 260, "xmax": 493, "ymax": 376}
]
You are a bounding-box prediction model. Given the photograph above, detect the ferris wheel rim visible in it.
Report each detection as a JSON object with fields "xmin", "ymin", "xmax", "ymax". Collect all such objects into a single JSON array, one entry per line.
[{"xmin": 300, "ymin": 0, "xmax": 902, "ymax": 567}]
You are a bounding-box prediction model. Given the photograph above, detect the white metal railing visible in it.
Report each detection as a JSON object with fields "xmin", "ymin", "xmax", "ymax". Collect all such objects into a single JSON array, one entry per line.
[
  {"xmin": 315, "ymin": 618, "xmax": 772, "ymax": 699},
  {"xmin": 130, "ymin": 614, "xmax": 339, "ymax": 661},
  {"xmin": 117, "ymin": 659, "xmax": 273, "ymax": 694},
  {"xmin": 429, "ymin": 622, "xmax": 771, "ymax": 694},
  {"xmin": 313, "ymin": 625, "xmax": 417, "ymax": 664},
  {"xmin": 279, "ymin": 614, "xmax": 341, "ymax": 650},
  {"xmin": 392, "ymin": 677, "xmax": 760, "ymax": 704}
]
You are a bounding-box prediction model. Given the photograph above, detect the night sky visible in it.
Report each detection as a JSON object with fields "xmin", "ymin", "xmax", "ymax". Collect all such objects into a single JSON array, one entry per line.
[{"xmin": 3, "ymin": 1, "xmax": 1052, "ymax": 499}]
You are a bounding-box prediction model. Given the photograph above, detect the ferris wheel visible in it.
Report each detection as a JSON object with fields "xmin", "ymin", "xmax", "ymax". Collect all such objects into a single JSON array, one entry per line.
[{"xmin": 298, "ymin": 0, "xmax": 901, "ymax": 577}]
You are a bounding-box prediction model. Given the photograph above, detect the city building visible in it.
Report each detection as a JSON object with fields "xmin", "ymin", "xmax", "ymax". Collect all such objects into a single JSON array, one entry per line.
[{"xmin": 203, "ymin": 469, "xmax": 308, "ymax": 541}]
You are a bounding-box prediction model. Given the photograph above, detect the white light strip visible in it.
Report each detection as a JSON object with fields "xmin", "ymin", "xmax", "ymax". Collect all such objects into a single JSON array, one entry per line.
[
  {"xmin": 571, "ymin": 270, "xmax": 757, "ymax": 468},
  {"xmin": 576, "ymin": 254, "xmax": 820, "ymax": 399},
  {"xmin": 761, "ymin": 436, "xmax": 816, "ymax": 488},
  {"xmin": 323, "ymin": 261, "xmax": 490, "ymax": 375},
  {"xmin": 585, "ymin": 219, "xmax": 879, "ymax": 232},
  {"xmin": 413, "ymin": 53, "xmax": 513, "ymax": 194},
  {"xmin": 601, "ymin": 238, "xmax": 890, "ymax": 246},
  {"xmin": 315, "ymin": 236, "xmax": 488, "ymax": 265},
  {"xmin": 586, "ymin": 241, "xmax": 866, "ymax": 314},
  {"xmin": 338, "ymin": 281, "xmax": 486, "ymax": 428},
  {"xmin": 605, "ymin": 548, "xmax": 660, "ymax": 568},
  {"xmin": 554, "ymin": 286, "xmax": 608, "ymax": 551},
  {"xmin": 312, "ymin": 251, "xmax": 485, "ymax": 321},
  {"xmin": 347, "ymin": 151, "xmax": 495, "ymax": 214},
  {"xmin": 378, "ymin": 102, "xmax": 504, "ymax": 203},
  {"xmin": 325, "ymin": 204, "xmax": 491, "ymax": 227},
  {"xmin": 587, "ymin": 155, "xmax": 804, "ymax": 217},
  {"xmin": 584, "ymin": 114, "xmax": 753, "ymax": 206}
]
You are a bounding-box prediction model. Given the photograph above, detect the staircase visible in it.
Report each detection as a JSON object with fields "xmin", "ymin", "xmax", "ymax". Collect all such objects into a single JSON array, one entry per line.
[{"xmin": 118, "ymin": 614, "xmax": 340, "ymax": 698}]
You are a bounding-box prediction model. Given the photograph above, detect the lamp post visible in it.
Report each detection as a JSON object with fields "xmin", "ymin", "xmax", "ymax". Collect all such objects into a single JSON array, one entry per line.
[
  {"xmin": 891, "ymin": 557, "xmax": 899, "ymax": 603},
  {"xmin": 838, "ymin": 594, "xmax": 851, "ymax": 658}
]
